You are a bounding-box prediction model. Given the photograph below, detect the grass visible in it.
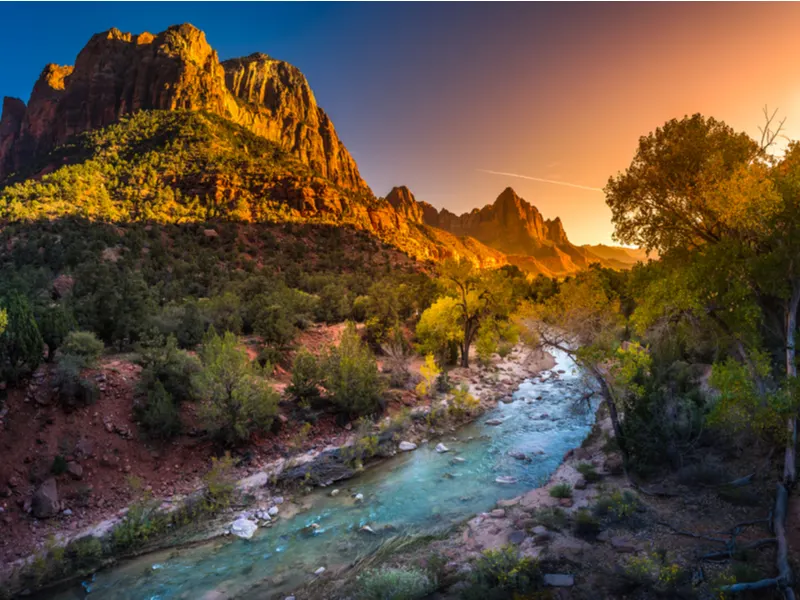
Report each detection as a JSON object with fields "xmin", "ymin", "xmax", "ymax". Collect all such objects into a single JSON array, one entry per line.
[
  {"xmin": 576, "ymin": 462, "xmax": 602, "ymax": 482},
  {"xmin": 549, "ymin": 482, "xmax": 573, "ymax": 498}
]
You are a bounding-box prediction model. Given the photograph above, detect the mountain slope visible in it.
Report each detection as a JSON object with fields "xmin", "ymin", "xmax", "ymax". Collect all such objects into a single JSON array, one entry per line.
[{"xmin": 0, "ymin": 24, "xmax": 366, "ymax": 193}]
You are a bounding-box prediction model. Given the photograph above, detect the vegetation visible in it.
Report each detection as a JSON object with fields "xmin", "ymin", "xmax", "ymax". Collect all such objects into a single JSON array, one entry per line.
[
  {"xmin": 462, "ymin": 545, "xmax": 542, "ymax": 600},
  {"xmin": 356, "ymin": 567, "xmax": 435, "ymax": 600},
  {"xmin": 192, "ymin": 329, "xmax": 279, "ymax": 445}
]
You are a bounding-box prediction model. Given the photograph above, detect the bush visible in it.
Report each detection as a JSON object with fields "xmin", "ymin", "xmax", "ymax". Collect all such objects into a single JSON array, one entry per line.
[
  {"xmin": 193, "ymin": 329, "xmax": 279, "ymax": 445},
  {"xmin": 448, "ymin": 384, "xmax": 480, "ymax": 419},
  {"xmin": 51, "ymin": 455, "xmax": 68, "ymax": 475},
  {"xmin": 59, "ymin": 331, "xmax": 104, "ymax": 366},
  {"xmin": 573, "ymin": 509, "xmax": 601, "ymax": 537},
  {"xmin": 138, "ymin": 335, "xmax": 200, "ymax": 401},
  {"xmin": 463, "ymin": 545, "xmax": 542, "ymax": 600},
  {"xmin": 577, "ymin": 462, "xmax": 602, "ymax": 483},
  {"xmin": 53, "ymin": 354, "xmax": 99, "ymax": 408},
  {"xmin": 287, "ymin": 349, "xmax": 321, "ymax": 402},
  {"xmin": 549, "ymin": 483, "xmax": 573, "ymax": 498},
  {"xmin": 203, "ymin": 452, "xmax": 236, "ymax": 510},
  {"xmin": 593, "ymin": 489, "xmax": 640, "ymax": 521},
  {"xmin": 356, "ymin": 566, "xmax": 435, "ymax": 600},
  {"xmin": 136, "ymin": 381, "xmax": 182, "ymax": 440},
  {"xmin": 321, "ymin": 323, "xmax": 384, "ymax": 417},
  {"xmin": 0, "ymin": 290, "xmax": 43, "ymax": 382},
  {"xmin": 532, "ymin": 507, "xmax": 567, "ymax": 531}
]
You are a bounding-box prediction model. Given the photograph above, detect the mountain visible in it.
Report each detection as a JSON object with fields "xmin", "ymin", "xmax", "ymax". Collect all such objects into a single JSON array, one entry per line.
[
  {"xmin": 0, "ymin": 24, "xmax": 365, "ymax": 193},
  {"xmin": 581, "ymin": 244, "xmax": 653, "ymax": 266},
  {"xmin": 412, "ymin": 186, "xmax": 645, "ymax": 275}
]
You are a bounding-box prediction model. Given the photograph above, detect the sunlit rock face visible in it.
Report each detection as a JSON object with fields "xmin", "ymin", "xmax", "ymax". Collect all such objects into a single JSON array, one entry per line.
[{"xmin": 0, "ymin": 24, "xmax": 367, "ymax": 193}]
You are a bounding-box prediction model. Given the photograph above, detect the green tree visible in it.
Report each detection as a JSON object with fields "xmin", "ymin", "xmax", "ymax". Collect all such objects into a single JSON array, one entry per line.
[
  {"xmin": 321, "ymin": 322, "xmax": 384, "ymax": 417},
  {"xmin": 192, "ymin": 329, "xmax": 279, "ymax": 445},
  {"xmin": 0, "ymin": 291, "xmax": 43, "ymax": 383},
  {"xmin": 287, "ymin": 349, "xmax": 321, "ymax": 403}
]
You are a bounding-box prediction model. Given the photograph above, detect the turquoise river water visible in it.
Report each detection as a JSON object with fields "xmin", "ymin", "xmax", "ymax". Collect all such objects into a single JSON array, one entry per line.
[{"xmin": 51, "ymin": 348, "xmax": 596, "ymax": 600}]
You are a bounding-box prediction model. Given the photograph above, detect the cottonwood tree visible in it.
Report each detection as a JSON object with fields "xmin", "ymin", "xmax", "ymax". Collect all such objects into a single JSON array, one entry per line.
[{"xmin": 607, "ymin": 112, "xmax": 798, "ymax": 598}]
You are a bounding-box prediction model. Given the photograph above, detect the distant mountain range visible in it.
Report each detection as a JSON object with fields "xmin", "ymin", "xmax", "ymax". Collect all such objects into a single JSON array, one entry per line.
[{"xmin": 0, "ymin": 23, "xmax": 650, "ymax": 277}]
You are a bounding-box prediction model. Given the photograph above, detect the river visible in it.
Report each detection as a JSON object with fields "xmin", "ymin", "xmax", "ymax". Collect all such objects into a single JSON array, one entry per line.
[{"xmin": 52, "ymin": 348, "xmax": 597, "ymax": 600}]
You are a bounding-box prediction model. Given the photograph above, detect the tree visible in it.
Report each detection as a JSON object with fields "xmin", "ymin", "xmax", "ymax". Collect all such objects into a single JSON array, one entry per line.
[
  {"xmin": 436, "ymin": 260, "xmax": 516, "ymax": 368},
  {"xmin": 415, "ymin": 296, "xmax": 462, "ymax": 366},
  {"xmin": 0, "ymin": 291, "xmax": 43, "ymax": 383},
  {"xmin": 287, "ymin": 349, "xmax": 322, "ymax": 403},
  {"xmin": 192, "ymin": 329, "xmax": 279, "ymax": 445},
  {"xmin": 0, "ymin": 309, "xmax": 6, "ymax": 337},
  {"xmin": 320, "ymin": 322, "xmax": 384, "ymax": 417}
]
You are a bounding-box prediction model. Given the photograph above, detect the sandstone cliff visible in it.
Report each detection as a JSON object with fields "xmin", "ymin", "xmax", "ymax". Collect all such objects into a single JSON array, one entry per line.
[{"xmin": 0, "ymin": 24, "xmax": 367, "ymax": 193}]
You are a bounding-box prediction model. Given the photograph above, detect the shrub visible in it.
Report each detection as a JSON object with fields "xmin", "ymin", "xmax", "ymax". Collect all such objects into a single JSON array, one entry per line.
[
  {"xmin": 532, "ymin": 507, "xmax": 567, "ymax": 531},
  {"xmin": 577, "ymin": 462, "xmax": 602, "ymax": 483},
  {"xmin": 415, "ymin": 353, "xmax": 440, "ymax": 398},
  {"xmin": 549, "ymin": 483, "xmax": 573, "ymax": 498},
  {"xmin": 51, "ymin": 455, "xmax": 68, "ymax": 475},
  {"xmin": 0, "ymin": 290, "xmax": 43, "ymax": 382},
  {"xmin": 136, "ymin": 381, "xmax": 182, "ymax": 440},
  {"xmin": 380, "ymin": 327, "xmax": 413, "ymax": 389},
  {"xmin": 203, "ymin": 452, "xmax": 236, "ymax": 510},
  {"xmin": 53, "ymin": 354, "xmax": 99, "ymax": 408},
  {"xmin": 448, "ymin": 384, "xmax": 480, "ymax": 419},
  {"xmin": 138, "ymin": 335, "xmax": 201, "ymax": 401},
  {"xmin": 59, "ymin": 331, "xmax": 104, "ymax": 366},
  {"xmin": 356, "ymin": 566, "xmax": 435, "ymax": 600},
  {"xmin": 321, "ymin": 323, "xmax": 384, "ymax": 417},
  {"xmin": 623, "ymin": 552, "xmax": 689, "ymax": 593},
  {"xmin": 593, "ymin": 489, "xmax": 640, "ymax": 521},
  {"xmin": 463, "ymin": 545, "xmax": 542, "ymax": 600},
  {"xmin": 573, "ymin": 509, "xmax": 601, "ymax": 537},
  {"xmin": 287, "ymin": 349, "xmax": 321, "ymax": 402},
  {"xmin": 193, "ymin": 329, "xmax": 279, "ymax": 445}
]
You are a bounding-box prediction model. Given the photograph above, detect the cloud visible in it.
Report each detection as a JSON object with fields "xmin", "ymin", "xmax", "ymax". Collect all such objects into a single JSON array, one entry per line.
[{"xmin": 477, "ymin": 169, "xmax": 603, "ymax": 192}]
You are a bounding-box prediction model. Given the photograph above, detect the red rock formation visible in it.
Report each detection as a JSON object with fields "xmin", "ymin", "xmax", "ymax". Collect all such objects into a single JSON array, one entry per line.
[{"xmin": 0, "ymin": 24, "xmax": 367, "ymax": 193}]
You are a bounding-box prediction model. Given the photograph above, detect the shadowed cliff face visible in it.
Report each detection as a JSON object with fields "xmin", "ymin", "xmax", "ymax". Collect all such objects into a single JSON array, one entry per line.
[{"xmin": 0, "ymin": 24, "xmax": 367, "ymax": 193}]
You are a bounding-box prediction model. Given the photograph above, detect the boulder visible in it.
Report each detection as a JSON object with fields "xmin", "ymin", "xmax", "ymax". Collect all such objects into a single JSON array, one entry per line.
[
  {"xmin": 268, "ymin": 506, "xmax": 279, "ymax": 517},
  {"xmin": 495, "ymin": 476, "xmax": 517, "ymax": 484},
  {"xmin": 32, "ymin": 478, "xmax": 59, "ymax": 519},
  {"xmin": 485, "ymin": 418, "xmax": 503, "ymax": 426},
  {"xmin": 490, "ymin": 509, "xmax": 506, "ymax": 518},
  {"xmin": 508, "ymin": 530, "xmax": 526, "ymax": 545},
  {"xmin": 398, "ymin": 441, "xmax": 417, "ymax": 452},
  {"xmin": 66, "ymin": 461, "xmax": 84, "ymax": 480},
  {"xmin": 230, "ymin": 517, "xmax": 258, "ymax": 539},
  {"xmin": 354, "ymin": 493, "xmax": 364, "ymax": 503},
  {"xmin": 435, "ymin": 443, "xmax": 449, "ymax": 453},
  {"xmin": 611, "ymin": 536, "xmax": 638, "ymax": 553},
  {"xmin": 314, "ymin": 567, "xmax": 326, "ymax": 576}
]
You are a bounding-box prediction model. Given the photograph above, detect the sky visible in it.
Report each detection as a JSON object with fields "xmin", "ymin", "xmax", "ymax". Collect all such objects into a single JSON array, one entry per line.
[{"xmin": 2, "ymin": 2, "xmax": 800, "ymax": 245}]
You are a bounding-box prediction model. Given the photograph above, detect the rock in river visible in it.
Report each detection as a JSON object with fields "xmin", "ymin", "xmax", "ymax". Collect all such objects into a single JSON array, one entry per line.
[
  {"xmin": 230, "ymin": 517, "xmax": 258, "ymax": 539},
  {"xmin": 495, "ymin": 476, "xmax": 518, "ymax": 485},
  {"xmin": 398, "ymin": 441, "xmax": 417, "ymax": 452},
  {"xmin": 435, "ymin": 443, "xmax": 450, "ymax": 453},
  {"xmin": 485, "ymin": 418, "xmax": 503, "ymax": 426}
]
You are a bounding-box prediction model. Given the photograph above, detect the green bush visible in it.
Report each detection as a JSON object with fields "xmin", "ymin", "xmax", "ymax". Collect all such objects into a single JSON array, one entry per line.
[
  {"xmin": 138, "ymin": 335, "xmax": 200, "ymax": 401},
  {"xmin": 593, "ymin": 489, "xmax": 640, "ymax": 521},
  {"xmin": 136, "ymin": 381, "xmax": 182, "ymax": 440},
  {"xmin": 287, "ymin": 349, "xmax": 321, "ymax": 402},
  {"xmin": 0, "ymin": 290, "xmax": 43, "ymax": 382},
  {"xmin": 321, "ymin": 322, "xmax": 384, "ymax": 417},
  {"xmin": 53, "ymin": 354, "xmax": 99, "ymax": 408},
  {"xmin": 577, "ymin": 462, "xmax": 602, "ymax": 483},
  {"xmin": 532, "ymin": 507, "xmax": 567, "ymax": 531},
  {"xmin": 192, "ymin": 329, "xmax": 279, "ymax": 445},
  {"xmin": 356, "ymin": 566, "xmax": 435, "ymax": 600},
  {"xmin": 51, "ymin": 455, "xmax": 68, "ymax": 475},
  {"xmin": 549, "ymin": 483, "xmax": 573, "ymax": 499},
  {"xmin": 462, "ymin": 545, "xmax": 542, "ymax": 600},
  {"xmin": 59, "ymin": 331, "xmax": 104, "ymax": 366}
]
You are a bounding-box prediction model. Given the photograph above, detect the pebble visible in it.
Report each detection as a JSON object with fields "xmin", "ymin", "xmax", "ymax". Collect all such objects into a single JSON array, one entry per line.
[{"xmin": 314, "ymin": 567, "xmax": 325, "ymax": 576}]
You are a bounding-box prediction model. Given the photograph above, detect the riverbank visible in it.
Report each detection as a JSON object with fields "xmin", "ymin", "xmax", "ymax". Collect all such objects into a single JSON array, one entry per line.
[{"xmin": 1, "ymin": 341, "xmax": 558, "ymax": 598}]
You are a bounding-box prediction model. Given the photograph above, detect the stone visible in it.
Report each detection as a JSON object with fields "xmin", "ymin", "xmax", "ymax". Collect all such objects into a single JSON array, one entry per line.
[
  {"xmin": 611, "ymin": 536, "xmax": 638, "ymax": 553},
  {"xmin": 508, "ymin": 530, "xmax": 526, "ymax": 545},
  {"xmin": 354, "ymin": 493, "xmax": 364, "ymax": 503},
  {"xmin": 32, "ymin": 478, "xmax": 59, "ymax": 519},
  {"xmin": 314, "ymin": 567, "xmax": 326, "ymax": 576},
  {"xmin": 558, "ymin": 498, "xmax": 573, "ymax": 508},
  {"xmin": 330, "ymin": 489, "xmax": 340, "ymax": 497},
  {"xmin": 604, "ymin": 455, "xmax": 624, "ymax": 475},
  {"xmin": 573, "ymin": 476, "xmax": 587, "ymax": 490},
  {"xmin": 361, "ymin": 525, "xmax": 376, "ymax": 534},
  {"xmin": 490, "ymin": 509, "xmax": 506, "ymax": 518},
  {"xmin": 398, "ymin": 441, "xmax": 417, "ymax": 452},
  {"xmin": 273, "ymin": 496, "xmax": 284, "ymax": 505},
  {"xmin": 508, "ymin": 451, "xmax": 530, "ymax": 461},
  {"xmin": 62, "ymin": 508, "xmax": 73, "ymax": 516},
  {"xmin": 495, "ymin": 476, "xmax": 517, "ymax": 484},
  {"xmin": 230, "ymin": 518, "xmax": 258, "ymax": 539},
  {"xmin": 596, "ymin": 530, "xmax": 611, "ymax": 542},
  {"xmin": 268, "ymin": 506, "xmax": 279, "ymax": 517},
  {"xmin": 532, "ymin": 526, "xmax": 551, "ymax": 542},
  {"xmin": 66, "ymin": 461, "xmax": 83, "ymax": 480},
  {"xmin": 544, "ymin": 574, "xmax": 575, "ymax": 587},
  {"xmin": 435, "ymin": 443, "xmax": 449, "ymax": 453}
]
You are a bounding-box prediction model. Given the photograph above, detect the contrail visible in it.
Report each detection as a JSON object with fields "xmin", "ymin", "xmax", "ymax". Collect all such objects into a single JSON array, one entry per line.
[{"xmin": 477, "ymin": 169, "xmax": 603, "ymax": 192}]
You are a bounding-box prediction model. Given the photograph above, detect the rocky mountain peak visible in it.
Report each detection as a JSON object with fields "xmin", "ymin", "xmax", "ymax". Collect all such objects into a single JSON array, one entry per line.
[
  {"xmin": 0, "ymin": 24, "xmax": 367, "ymax": 192},
  {"xmin": 385, "ymin": 186, "xmax": 424, "ymax": 224}
]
